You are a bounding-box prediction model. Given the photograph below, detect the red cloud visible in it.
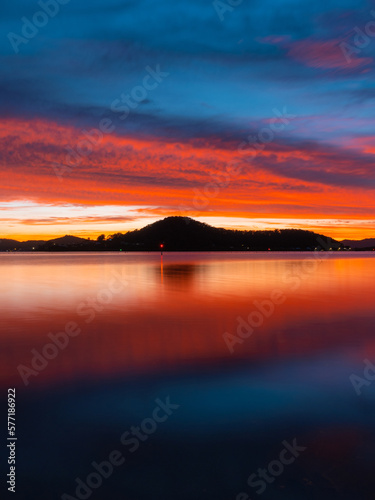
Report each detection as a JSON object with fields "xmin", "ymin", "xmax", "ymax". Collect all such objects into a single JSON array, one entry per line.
[
  {"xmin": 1, "ymin": 117, "xmax": 375, "ymax": 240},
  {"xmin": 261, "ymin": 36, "xmax": 372, "ymax": 70},
  {"xmin": 289, "ymin": 38, "xmax": 372, "ymax": 69}
]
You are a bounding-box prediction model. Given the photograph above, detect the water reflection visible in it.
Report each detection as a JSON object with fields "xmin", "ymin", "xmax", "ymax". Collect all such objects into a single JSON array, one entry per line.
[
  {"xmin": 2, "ymin": 252, "xmax": 375, "ymax": 499},
  {"xmin": 1, "ymin": 252, "xmax": 375, "ymax": 386},
  {"xmin": 157, "ymin": 261, "xmax": 200, "ymax": 287}
]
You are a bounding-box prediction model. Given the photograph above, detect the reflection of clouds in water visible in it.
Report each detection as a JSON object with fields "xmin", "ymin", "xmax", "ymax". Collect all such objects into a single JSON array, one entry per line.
[
  {"xmin": 2, "ymin": 254, "xmax": 375, "ymax": 389},
  {"xmin": 3, "ymin": 255, "xmax": 375, "ymax": 500}
]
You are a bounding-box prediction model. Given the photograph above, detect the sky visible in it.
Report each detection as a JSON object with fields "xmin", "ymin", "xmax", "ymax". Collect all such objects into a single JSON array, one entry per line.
[{"xmin": 1, "ymin": 0, "xmax": 375, "ymax": 240}]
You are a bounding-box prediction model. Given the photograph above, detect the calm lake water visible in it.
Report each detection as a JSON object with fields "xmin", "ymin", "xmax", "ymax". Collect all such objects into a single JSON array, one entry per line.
[{"xmin": 2, "ymin": 252, "xmax": 375, "ymax": 499}]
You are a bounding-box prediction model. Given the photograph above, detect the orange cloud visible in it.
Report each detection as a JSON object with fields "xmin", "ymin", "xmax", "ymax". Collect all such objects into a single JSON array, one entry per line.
[{"xmin": 0, "ymin": 118, "xmax": 374, "ymax": 240}]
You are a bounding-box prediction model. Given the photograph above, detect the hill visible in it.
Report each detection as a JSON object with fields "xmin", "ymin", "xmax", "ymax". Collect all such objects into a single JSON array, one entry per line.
[
  {"xmin": 38, "ymin": 235, "xmax": 89, "ymax": 251},
  {"xmin": 341, "ymin": 238, "xmax": 375, "ymax": 250},
  {"xmin": 104, "ymin": 217, "xmax": 342, "ymax": 251},
  {"xmin": 0, "ymin": 239, "xmax": 24, "ymax": 251},
  {"xmin": 0, "ymin": 217, "xmax": 352, "ymax": 252},
  {"xmin": 0, "ymin": 236, "xmax": 84, "ymax": 252}
]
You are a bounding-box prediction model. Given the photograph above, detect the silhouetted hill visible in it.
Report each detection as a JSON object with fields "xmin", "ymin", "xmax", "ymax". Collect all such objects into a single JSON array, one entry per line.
[
  {"xmin": 0, "ymin": 239, "xmax": 48, "ymax": 251},
  {"xmin": 0, "ymin": 217, "xmax": 356, "ymax": 252},
  {"xmin": 341, "ymin": 238, "xmax": 375, "ymax": 250},
  {"xmin": 105, "ymin": 216, "xmax": 343, "ymax": 251},
  {"xmin": 38, "ymin": 235, "xmax": 89, "ymax": 251},
  {"xmin": 0, "ymin": 239, "xmax": 23, "ymax": 251},
  {"xmin": 0, "ymin": 236, "xmax": 84, "ymax": 252},
  {"xmin": 111, "ymin": 217, "xmax": 228, "ymax": 251}
]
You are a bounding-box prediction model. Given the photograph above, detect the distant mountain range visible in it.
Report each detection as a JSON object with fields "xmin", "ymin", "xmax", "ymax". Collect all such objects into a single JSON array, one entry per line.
[
  {"xmin": 0, "ymin": 217, "xmax": 373, "ymax": 252},
  {"xmin": 340, "ymin": 238, "xmax": 375, "ymax": 250},
  {"xmin": 0, "ymin": 236, "xmax": 86, "ymax": 252}
]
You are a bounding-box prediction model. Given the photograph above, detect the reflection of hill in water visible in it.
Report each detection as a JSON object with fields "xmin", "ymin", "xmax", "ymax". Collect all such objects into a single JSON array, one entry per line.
[{"xmin": 155, "ymin": 262, "xmax": 201, "ymax": 287}]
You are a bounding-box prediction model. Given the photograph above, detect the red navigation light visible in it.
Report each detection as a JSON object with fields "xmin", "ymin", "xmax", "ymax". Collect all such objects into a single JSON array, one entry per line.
[{"xmin": 160, "ymin": 244, "xmax": 164, "ymax": 249}]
